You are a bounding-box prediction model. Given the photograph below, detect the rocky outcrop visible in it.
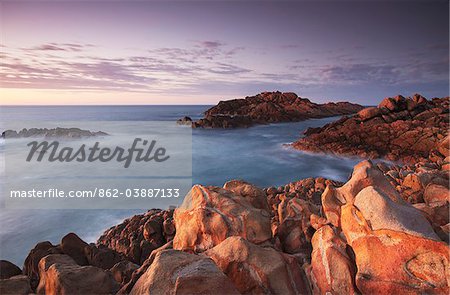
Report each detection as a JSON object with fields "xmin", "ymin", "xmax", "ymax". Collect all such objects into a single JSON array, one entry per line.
[
  {"xmin": 2, "ymin": 127, "xmax": 108, "ymax": 139},
  {"xmin": 205, "ymin": 236, "xmax": 310, "ymax": 294},
  {"xmin": 97, "ymin": 209, "xmax": 174, "ymax": 264},
  {"xmin": 130, "ymin": 249, "xmax": 239, "ymax": 295},
  {"xmin": 2, "ymin": 160, "xmax": 448, "ymax": 295},
  {"xmin": 173, "ymin": 184, "xmax": 272, "ymax": 252},
  {"xmin": 310, "ymin": 225, "xmax": 357, "ymax": 294},
  {"xmin": 20, "ymin": 233, "xmax": 126, "ymax": 293},
  {"xmin": 23, "ymin": 241, "xmax": 63, "ymax": 290},
  {"xmin": 316, "ymin": 160, "xmax": 449, "ymax": 294},
  {"xmin": 37, "ymin": 254, "xmax": 119, "ymax": 294},
  {"xmin": 192, "ymin": 91, "xmax": 363, "ymax": 128},
  {"xmin": 176, "ymin": 116, "xmax": 193, "ymax": 125},
  {"xmin": 293, "ymin": 94, "xmax": 449, "ymax": 164}
]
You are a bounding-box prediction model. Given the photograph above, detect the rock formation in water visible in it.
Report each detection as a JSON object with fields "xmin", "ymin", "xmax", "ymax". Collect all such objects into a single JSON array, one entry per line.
[
  {"xmin": 1, "ymin": 159, "xmax": 448, "ymax": 294},
  {"xmin": 1, "ymin": 127, "xmax": 108, "ymax": 139},
  {"xmin": 176, "ymin": 116, "xmax": 193, "ymax": 125},
  {"xmin": 192, "ymin": 91, "xmax": 364, "ymax": 128},
  {"xmin": 292, "ymin": 94, "xmax": 449, "ymax": 164}
]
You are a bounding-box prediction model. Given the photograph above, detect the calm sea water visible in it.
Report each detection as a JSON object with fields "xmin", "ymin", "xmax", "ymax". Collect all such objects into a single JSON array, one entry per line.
[{"xmin": 0, "ymin": 106, "xmax": 361, "ymax": 265}]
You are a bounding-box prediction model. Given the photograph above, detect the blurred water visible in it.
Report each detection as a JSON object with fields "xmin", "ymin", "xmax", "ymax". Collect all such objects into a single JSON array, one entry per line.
[{"xmin": 0, "ymin": 106, "xmax": 360, "ymax": 265}]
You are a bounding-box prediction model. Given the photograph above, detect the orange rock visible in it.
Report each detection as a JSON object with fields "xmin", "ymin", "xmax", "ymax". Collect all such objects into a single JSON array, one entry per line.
[
  {"xmin": 352, "ymin": 230, "xmax": 449, "ymax": 294},
  {"xmin": 223, "ymin": 179, "xmax": 270, "ymax": 211},
  {"xmin": 321, "ymin": 160, "xmax": 407, "ymax": 229},
  {"xmin": 341, "ymin": 198, "xmax": 449, "ymax": 294},
  {"xmin": 357, "ymin": 107, "xmax": 381, "ymax": 121},
  {"xmin": 310, "ymin": 214, "xmax": 328, "ymax": 230},
  {"xmin": 424, "ymin": 183, "xmax": 450, "ymax": 207},
  {"xmin": 321, "ymin": 184, "xmax": 343, "ymax": 227},
  {"xmin": 130, "ymin": 249, "xmax": 239, "ymax": 295},
  {"xmin": 276, "ymin": 197, "xmax": 318, "ymax": 253},
  {"xmin": 353, "ymin": 186, "xmax": 438, "ymax": 240},
  {"xmin": 310, "ymin": 225, "xmax": 357, "ymax": 295},
  {"xmin": 37, "ymin": 254, "xmax": 119, "ymax": 295},
  {"xmin": 438, "ymin": 135, "xmax": 449, "ymax": 157},
  {"xmin": 173, "ymin": 184, "xmax": 271, "ymax": 252},
  {"xmin": 402, "ymin": 173, "xmax": 423, "ymax": 192},
  {"xmin": 205, "ymin": 236, "xmax": 310, "ymax": 294},
  {"xmin": 334, "ymin": 161, "xmax": 404, "ymax": 205}
]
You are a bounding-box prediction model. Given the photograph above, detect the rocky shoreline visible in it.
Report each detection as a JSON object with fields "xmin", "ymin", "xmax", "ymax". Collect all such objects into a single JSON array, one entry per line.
[
  {"xmin": 1, "ymin": 158, "xmax": 448, "ymax": 294},
  {"xmin": 1, "ymin": 94, "xmax": 449, "ymax": 294},
  {"xmin": 189, "ymin": 91, "xmax": 364, "ymax": 128},
  {"xmin": 292, "ymin": 94, "xmax": 449, "ymax": 164}
]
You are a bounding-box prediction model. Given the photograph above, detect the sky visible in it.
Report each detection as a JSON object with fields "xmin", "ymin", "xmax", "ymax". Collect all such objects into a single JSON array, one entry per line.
[{"xmin": 0, "ymin": 0, "xmax": 448, "ymax": 105}]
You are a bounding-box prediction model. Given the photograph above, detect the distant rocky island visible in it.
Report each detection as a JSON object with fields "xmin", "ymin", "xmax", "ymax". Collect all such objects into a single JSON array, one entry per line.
[
  {"xmin": 184, "ymin": 91, "xmax": 364, "ymax": 128},
  {"xmin": 1, "ymin": 93, "xmax": 449, "ymax": 295},
  {"xmin": 2, "ymin": 127, "xmax": 108, "ymax": 139}
]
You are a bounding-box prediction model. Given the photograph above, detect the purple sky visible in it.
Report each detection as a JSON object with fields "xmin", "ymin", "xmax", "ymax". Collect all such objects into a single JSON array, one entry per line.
[{"xmin": 1, "ymin": 0, "xmax": 449, "ymax": 105}]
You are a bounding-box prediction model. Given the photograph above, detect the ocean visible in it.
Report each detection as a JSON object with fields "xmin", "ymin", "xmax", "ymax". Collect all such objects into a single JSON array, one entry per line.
[{"xmin": 0, "ymin": 105, "xmax": 361, "ymax": 265}]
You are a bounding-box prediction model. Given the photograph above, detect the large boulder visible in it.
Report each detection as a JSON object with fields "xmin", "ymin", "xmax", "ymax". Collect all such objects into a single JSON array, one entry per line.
[
  {"xmin": 23, "ymin": 241, "xmax": 62, "ymax": 290},
  {"xmin": 205, "ymin": 236, "xmax": 310, "ymax": 294},
  {"xmin": 84, "ymin": 244, "xmax": 124, "ymax": 270},
  {"xmin": 335, "ymin": 161, "xmax": 404, "ymax": 204},
  {"xmin": 320, "ymin": 160, "xmax": 404, "ymax": 227},
  {"xmin": 357, "ymin": 107, "xmax": 381, "ymax": 121},
  {"xmin": 60, "ymin": 233, "xmax": 89, "ymax": 265},
  {"xmin": 173, "ymin": 184, "xmax": 272, "ymax": 252},
  {"xmin": 110, "ymin": 260, "xmax": 139, "ymax": 285},
  {"xmin": 352, "ymin": 230, "xmax": 449, "ymax": 294},
  {"xmin": 0, "ymin": 275, "xmax": 32, "ymax": 295},
  {"xmin": 222, "ymin": 180, "xmax": 270, "ymax": 211},
  {"xmin": 130, "ymin": 249, "xmax": 239, "ymax": 295},
  {"xmin": 97, "ymin": 209, "xmax": 172, "ymax": 265},
  {"xmin": 37, "ymin": 254, "xmax": 119, "ymax": 294},
  {"xmin": 118, "ymin": 241, "xmax": 174, "ymax": 294},
  {"xmin": 310, "ymin": 225, "xmax": 357, "ymax": 294},
  {"xmin": 321, "ymin": 185, "xmax": 343, "ymax": 227},
  {"xmin": 341, "ymin": 202, "xmax": 449, "ymax": 293},
  {"xmin": 275, "ymin": 197, "xmax": 318, "ymax": 253},
  {"xmin": 0, "ymin": 260, "xmax": 22, "ymax": 279},
  {"xmin": 353, "ymin": 186, "xmax": 439, "ymax": 240}
]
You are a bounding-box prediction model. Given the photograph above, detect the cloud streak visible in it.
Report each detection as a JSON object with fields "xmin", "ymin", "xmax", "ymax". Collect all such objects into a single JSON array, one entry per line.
[{"xmin": 1, "ymin": 39, "xmax": 448, "ymax": 101}]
